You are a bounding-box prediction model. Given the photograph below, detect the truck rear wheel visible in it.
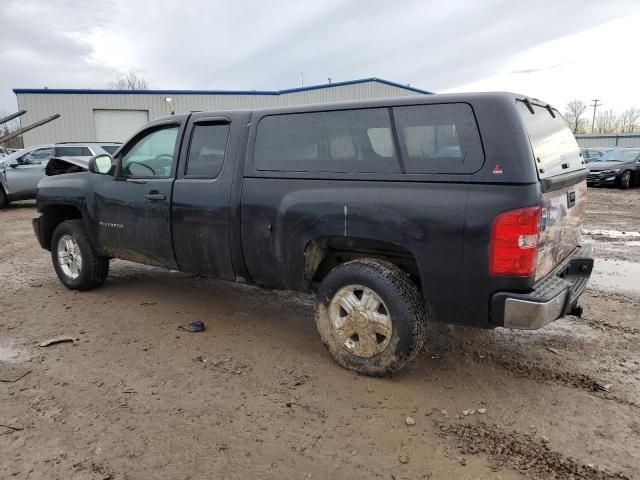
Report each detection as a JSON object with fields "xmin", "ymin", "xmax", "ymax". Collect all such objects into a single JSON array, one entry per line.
[
  {"xmin": 51, "ymin": 220, "xmax": 109, "ymax": 291},
  {"xmin": 315, "ymin": 258, "xmax": 427, "ymax": 376}
]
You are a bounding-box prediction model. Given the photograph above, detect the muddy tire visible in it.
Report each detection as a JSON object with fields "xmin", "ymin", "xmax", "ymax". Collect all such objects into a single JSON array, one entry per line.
[
  {"xmin": 0, "ymin": 186, "xmax": 7, "ymax": 209},
  {"xmin": 51, "ymin": 220, "xmax": 109, "ymax": 291},
  {"xmin": 315, "ymin": 258, "xmax": 427, "ymax": 376},
  {"xmin": 619, "ymin": 171, "xmax": 631, "ymax": 189}
]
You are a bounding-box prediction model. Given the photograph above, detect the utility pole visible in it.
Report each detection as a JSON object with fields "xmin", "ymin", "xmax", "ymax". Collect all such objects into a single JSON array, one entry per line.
[
  {"xmin": 590, "ymin": 99, "xmax": 601, "ymax": 133},
  {"xmin": 300, "ymin": 72, "xmax": 304, "ymax": 87}
]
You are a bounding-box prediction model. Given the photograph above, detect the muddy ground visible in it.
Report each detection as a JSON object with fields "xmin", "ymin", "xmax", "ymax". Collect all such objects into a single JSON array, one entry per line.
[{"xmin": 1, "ymin": 187, "xmax": 639, "ymax": 480}]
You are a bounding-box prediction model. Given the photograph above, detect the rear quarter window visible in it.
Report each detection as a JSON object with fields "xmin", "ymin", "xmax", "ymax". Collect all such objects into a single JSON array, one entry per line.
[
  {"xmin": 516, "ymin": 101, "xmax": 584, "ymax": 178},
  {"xmin": 393, "ymin": 103, "xmax": 484, "ymax": 174},
  {"xmin": 254, "ymin": 108, "xmax": 401, "ymax": 174}
]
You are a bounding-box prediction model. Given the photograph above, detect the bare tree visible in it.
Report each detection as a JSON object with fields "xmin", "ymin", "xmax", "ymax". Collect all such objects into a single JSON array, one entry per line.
[
  {"xmin": 108, "ymin": 71, "xmax": 149, "ymax": 90},
  {"xmin": 564, "ymin": 99, "xmax": 588, "ymax": 134},
  {"xmin": 0, "ymin": 112, "xmax": 23, "ymax": 148},
  {"xmin": 0, "ymin": 112, "xmax": 19, "ymax": 136},
  {"xmin": 618, "ymin": 107, "xmax": 640, "ymax": 133},
  {"xmin": 595, "ymin": 109, "xmax": 618, "ymax": 134}
]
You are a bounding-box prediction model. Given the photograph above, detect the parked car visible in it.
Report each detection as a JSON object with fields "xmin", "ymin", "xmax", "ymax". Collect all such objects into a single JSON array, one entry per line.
[
  {"xmin": 581, "ymin": 147, "xmax": 612, "ymax": 163},
  {"xmin": 0, "ymin": 144, "xmax": 53, "ymax": 208},
  {"xmin": 0, "ymin": 142, "xmax": 122, "ymax": 207},
  {"xmin": 32, "ymin": 93, "xmax": 593, "ymax": 375},
  {"xmin": 586, "ymin": 147, "xmax": 640, "ymax": 188}
]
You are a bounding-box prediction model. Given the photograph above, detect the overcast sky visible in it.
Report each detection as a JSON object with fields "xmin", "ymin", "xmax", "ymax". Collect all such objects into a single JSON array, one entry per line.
[{"xmin": 1, "ymin": 0, "xmax": 639, "ymax": 117}]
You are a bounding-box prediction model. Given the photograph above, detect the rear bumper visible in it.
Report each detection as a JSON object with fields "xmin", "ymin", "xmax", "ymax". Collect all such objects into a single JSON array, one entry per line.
[{"xmin": 491, "ymin": 245, "xmax": 594, "ymax": 330}]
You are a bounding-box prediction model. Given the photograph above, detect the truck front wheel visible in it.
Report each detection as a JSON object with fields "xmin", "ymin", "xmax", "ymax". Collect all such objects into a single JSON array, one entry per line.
[
  {"xmin": 51, "ymin": 220, "xmax": 109, "ymax": 291},
  {"xmin": 315, "ymin": 258, "xmax": 427, "ymax": 376}
]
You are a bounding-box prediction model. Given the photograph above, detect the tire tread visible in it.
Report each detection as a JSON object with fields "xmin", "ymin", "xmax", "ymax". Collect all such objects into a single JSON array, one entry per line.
[{"xmin": 315, "ymin": 258, "xmax": 427, "ymax": 376}]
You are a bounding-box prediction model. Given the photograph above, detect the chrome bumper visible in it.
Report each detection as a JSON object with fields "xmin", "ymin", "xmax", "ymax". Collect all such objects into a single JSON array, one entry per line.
[
  {"xmin": 492, "ymin": 245, "xmax": 594, "ymax": 330},
  {"xmin": 503, "ymin": 291, "xmax": 567, "ymax": 329}
]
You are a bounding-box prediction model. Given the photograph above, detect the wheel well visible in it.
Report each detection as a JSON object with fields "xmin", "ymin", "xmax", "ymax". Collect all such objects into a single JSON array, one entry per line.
[
  {"xmin": 304, "ymin": 236, "xmax": 420, "ymax": 289},
  {"xmin": 40, "ymin": 205, "xmax": 83, "ymax": 250}
]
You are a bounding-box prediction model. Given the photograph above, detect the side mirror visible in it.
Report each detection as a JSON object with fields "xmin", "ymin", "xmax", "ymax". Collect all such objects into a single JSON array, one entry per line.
[
  {"xmin": 88, "ymin": 154, "xmax": 114, "ymax": 175},
  {"xmin": 9, "ymin": 161, "xmax": 19, "ymax": 169}
]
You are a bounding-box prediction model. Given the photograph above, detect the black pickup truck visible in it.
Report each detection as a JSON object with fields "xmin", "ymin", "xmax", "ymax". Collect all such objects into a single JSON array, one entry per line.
[{"xmin": 33, "ymin": 93, "xmax": 594, "ymax": 375}]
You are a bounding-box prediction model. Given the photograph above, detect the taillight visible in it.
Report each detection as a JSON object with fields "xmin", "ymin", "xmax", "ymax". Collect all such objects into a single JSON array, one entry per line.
[{"xmin": 489, "ymin": 206, "xmax": 541, "ymax": 276}]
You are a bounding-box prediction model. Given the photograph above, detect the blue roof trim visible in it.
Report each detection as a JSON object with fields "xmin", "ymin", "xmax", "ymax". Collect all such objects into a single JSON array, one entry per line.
[{"xmin": 13, "ymin": 77, "xmax": 432, "ymax": 96}]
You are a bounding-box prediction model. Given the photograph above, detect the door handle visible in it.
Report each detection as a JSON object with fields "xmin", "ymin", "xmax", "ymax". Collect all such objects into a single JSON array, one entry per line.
[{"xmin": 144, "ymin": 191, "xmax": 166, "ymax": 202}]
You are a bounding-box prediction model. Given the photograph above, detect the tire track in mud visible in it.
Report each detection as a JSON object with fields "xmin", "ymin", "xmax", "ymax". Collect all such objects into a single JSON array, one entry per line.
[
  {"xmin": 438, "ymin": 422, "xmax": 630, "ymax": 480},
  {"xmin": 578, "ymin": 316, "xmax": 640, "ymax": 336},
  {"xmin": 475, "ymin": 352, "xmax": 640, "ymax": 409}
]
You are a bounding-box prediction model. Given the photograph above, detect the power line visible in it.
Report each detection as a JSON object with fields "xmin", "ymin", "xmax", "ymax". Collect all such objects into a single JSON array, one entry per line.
[{"xmin": 590, "ymin": 99, "xmax": 602, "ymax": 133}]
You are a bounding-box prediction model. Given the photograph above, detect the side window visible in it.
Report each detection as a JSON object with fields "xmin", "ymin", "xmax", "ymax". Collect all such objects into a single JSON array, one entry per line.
[
  {"xmin": 393, "ymin": 103, "xmax": 484, "ymax": 174},
  {"xmin": 185, "ymin": 123, "xmax": 230, "ymax": 178},
  {"xmin": 101, "ymin": 145, "xmax": 120, "ymax": 155},
  {"xmin": 54, "ymin": 146, "xmax": 92, "ymax": 157},
  {"xmin": 367, "ymin": 128, "xmax": 395, "ymax": 158},
  {"xmin": 121, "ymin": 127, "xmax": 179, "ymax": 178},
  {"xmin": 21, "ymin": 148, "xmax": 53, "ymax": 165},
  {"xmin": 254, "ymin": 108, "xmax": 400, "ymax": 173}
]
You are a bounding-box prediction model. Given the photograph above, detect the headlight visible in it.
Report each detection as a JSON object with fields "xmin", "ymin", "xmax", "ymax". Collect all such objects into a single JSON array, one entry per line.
[{"xmin": 603, "ymin": 169, "xmax": 621, "ymax": 174}]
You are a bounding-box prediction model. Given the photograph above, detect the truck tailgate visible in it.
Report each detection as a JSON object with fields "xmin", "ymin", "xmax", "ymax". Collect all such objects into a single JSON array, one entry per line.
[{"xmin": 536, "ymin": 179, "xmax": 587, "ymax": 280}]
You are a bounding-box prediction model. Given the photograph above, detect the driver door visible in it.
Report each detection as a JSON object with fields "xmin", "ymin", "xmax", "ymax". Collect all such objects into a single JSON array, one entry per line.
[{"xmin": 93, "ymin": 121, "xmax": 184, "ymax": 268}]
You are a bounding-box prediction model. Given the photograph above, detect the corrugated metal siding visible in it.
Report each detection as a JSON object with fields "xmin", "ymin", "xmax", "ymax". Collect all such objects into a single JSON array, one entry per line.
[
  {"xmin": 17, "ymin": 81, "xmax": 424, "ymax": 146},
  {"xmin": 576, "ymin": 134, "xmax": 640, "ymax": 148}
]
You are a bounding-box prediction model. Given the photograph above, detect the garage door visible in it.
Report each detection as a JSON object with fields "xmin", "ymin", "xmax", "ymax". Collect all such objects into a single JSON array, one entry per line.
[{"xmin": 93, "ymin": 110, "xmax": 149, "ymax": 142}]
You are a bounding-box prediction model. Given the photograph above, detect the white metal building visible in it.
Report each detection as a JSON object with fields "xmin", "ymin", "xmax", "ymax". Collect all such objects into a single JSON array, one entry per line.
[{"xmin": 14, "ymin": 78, "xmax": 431, "ymax": 147}]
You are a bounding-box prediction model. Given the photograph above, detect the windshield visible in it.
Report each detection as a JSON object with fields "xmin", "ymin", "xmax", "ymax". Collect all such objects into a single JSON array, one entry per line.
[{"xmin": 598, "ymin": 149, "xmax": 640, "ymax": 162}]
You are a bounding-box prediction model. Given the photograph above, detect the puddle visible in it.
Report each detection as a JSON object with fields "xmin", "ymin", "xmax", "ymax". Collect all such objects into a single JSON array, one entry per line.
[
  {"xmin": 583, "ymin": 229, "xmax": 640, "ymax": 240},
  {"xmin": 591, "ymin": 259, "xmax": 640, "ymax": 294}
]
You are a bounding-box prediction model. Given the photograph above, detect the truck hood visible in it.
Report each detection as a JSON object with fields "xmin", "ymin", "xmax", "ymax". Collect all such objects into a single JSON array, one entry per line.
[{"xmin": 45, "ymin": 156, "xmax": 90, "ymax": 176}]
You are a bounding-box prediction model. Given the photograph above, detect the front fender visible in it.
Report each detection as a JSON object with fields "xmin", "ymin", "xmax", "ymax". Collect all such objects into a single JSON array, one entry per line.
[{"xmin": 36, "ymin": 172, "xmax": 96, "ymax": 250}]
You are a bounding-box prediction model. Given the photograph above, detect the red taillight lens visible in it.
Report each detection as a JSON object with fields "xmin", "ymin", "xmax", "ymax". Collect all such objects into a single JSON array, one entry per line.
[{"xmin": 489, "ymin": 206, "xmax": 541, "ymax": 276}]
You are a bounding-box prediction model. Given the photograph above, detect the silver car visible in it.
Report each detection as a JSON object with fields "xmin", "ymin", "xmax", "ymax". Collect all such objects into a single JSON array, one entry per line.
[
  {"xmin": 0, "ymin": 142, "xmax": 121, "ymax": 208},
  {"xmin": 0, "ymin": 145, "xmax": 53, "ymax": 208}
]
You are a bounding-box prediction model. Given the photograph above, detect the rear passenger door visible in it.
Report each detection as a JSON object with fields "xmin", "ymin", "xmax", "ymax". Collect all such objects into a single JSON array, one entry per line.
[{"xmin": 171, "ymin": 113, "xmax": 240, "ymax": 279}]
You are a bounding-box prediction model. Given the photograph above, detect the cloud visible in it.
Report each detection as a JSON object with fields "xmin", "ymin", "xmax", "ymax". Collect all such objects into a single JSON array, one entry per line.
[
  {"xmin": 510, "ymin": 62, "xmax": 574, "ymax": 75},
  {"xmin": 1, "ymin": 0, "xmax": 639, "ymax": 116}
]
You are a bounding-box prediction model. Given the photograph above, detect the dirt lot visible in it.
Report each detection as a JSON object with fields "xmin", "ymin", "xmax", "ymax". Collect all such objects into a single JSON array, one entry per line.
[{"xmin": 1, "ymin": 187, "xmax": 639, "ymax": 480}]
